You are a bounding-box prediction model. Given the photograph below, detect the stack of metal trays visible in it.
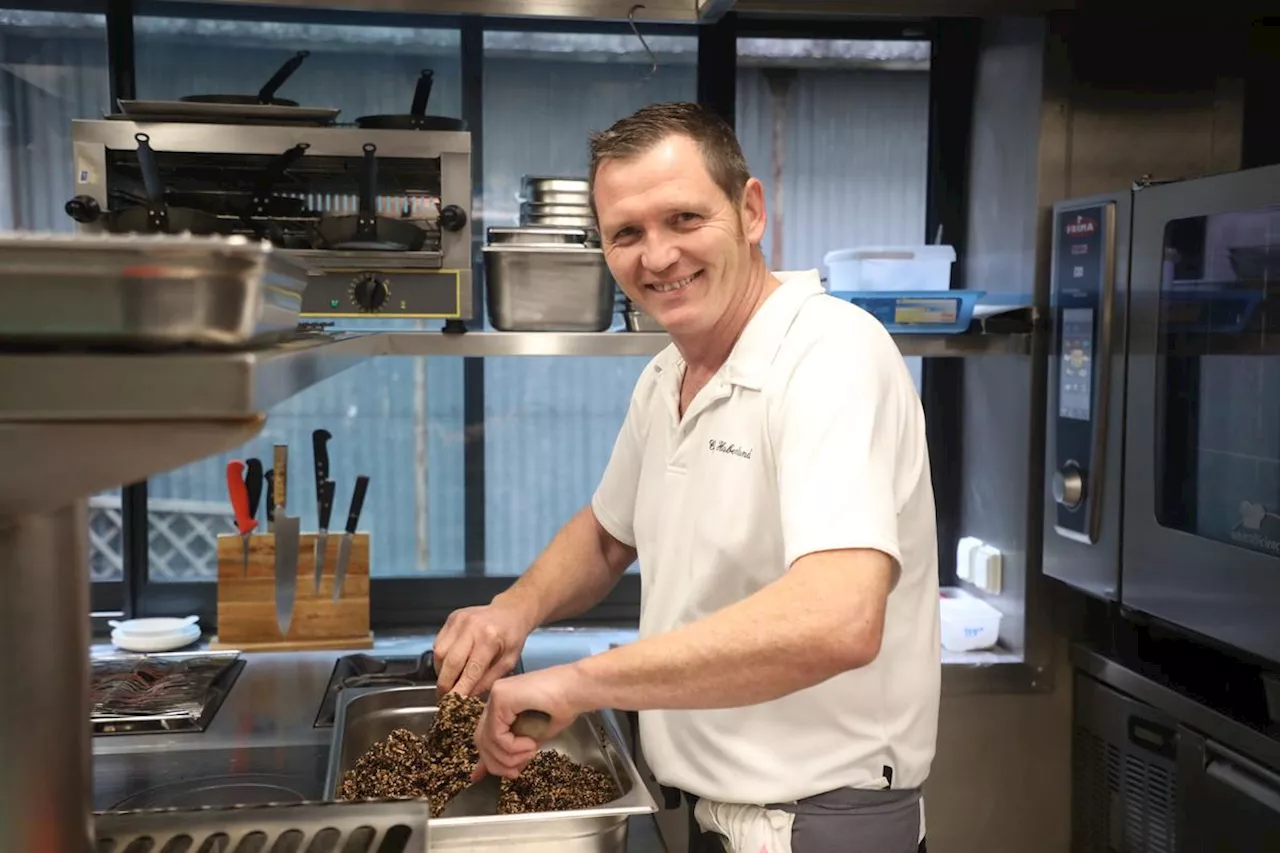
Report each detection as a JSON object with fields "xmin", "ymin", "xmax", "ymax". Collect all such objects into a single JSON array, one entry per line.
[
  {"xmin": 0, "ymin": 232, "xmax": 311, "ymax": 351},
  {"xmin": 519, "ymin": 176, "xmax": 596, "ymax": 232}
]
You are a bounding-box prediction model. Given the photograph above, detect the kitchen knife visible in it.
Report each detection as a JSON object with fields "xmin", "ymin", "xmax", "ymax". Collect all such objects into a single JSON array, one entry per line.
[
  {"xmin": 315, "ymin": 479, "xmax": 335, "ymax": 592},
  {"xmin": 272, "ymin": 445, "xmax": 302, "ymax": 638},
  {"xmin": 333, "ymin": 475, "xmax": 369, "ymax": 602},
  {"xmin": 245, "ymin": 458, "xmax": 264, "ymax": 529},
  {"xmin": 312, "ymin": 429, "xmax": 332, "ymax": 592},
  {"xmin": 225, "ymin": 460, "xmax": 258, "ymax": 578}
]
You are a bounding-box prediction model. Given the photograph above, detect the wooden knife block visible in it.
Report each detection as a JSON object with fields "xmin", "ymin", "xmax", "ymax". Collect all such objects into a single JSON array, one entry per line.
[{"xmin": 210, "ymin": 531, "xmax": 374, "ymax": 652}]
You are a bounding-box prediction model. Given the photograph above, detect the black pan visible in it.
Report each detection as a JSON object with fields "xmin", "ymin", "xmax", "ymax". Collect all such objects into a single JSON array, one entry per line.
[
  {"xmin": 65, "ymin": 133, "xmax": 227, "ymax": 236},
  {"xmin": 182, "ymin": 51, "xmax": 310, "ymax": 107},
  {"xmin": 354, "ymin": 69, "xmax": 468, "ymax": 131},
  {"xmin": 312, "ymin": 143, "xmax": 426, "ymax": 251}
]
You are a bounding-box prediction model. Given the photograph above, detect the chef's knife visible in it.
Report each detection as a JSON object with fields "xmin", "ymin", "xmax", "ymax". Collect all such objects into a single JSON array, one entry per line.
[
  {"xmin": 333, "ymin": 475, "xmax": 369, "ymax": 602},
  {"xmin": 225, "ymin": 460, "xmax": 258, "ymax": 578},
  {"xmin": 315, "ymin": 479, "xmax": 335, "ymax": 592},
  {"xmin": 272, "ymin": 445, "xmax": 302, "ymax": 638},
  {"xmin": 312, "ymin": 429, "xmax": 332, "ymax": 592}
]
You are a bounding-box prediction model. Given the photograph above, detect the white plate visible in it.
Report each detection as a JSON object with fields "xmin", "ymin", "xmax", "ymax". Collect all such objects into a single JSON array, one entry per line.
[
  {"xmin": 111, "ymin": 623, "xmax": 201, "ymax": 653},
  {"xmin": 108, "ymin": 615, "xmax": 198, "ymax": 637}
]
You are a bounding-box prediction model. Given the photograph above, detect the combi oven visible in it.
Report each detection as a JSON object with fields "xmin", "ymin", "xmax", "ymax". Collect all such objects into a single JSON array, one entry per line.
[{"xmin": 1043, "ymin": 162, "xmax": 1280, "ymax": 667}]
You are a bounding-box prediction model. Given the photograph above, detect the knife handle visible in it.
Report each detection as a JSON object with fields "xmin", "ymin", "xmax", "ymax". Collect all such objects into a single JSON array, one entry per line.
[
  {"xmin": 245, "ymin": 458, "xmax": 264, "ymax": 521},
  {"xmin": 512, "ymin": 710, "xmax": 552, "ymax": 740},
  {"xmin": 226, "ymin": 460, "xmax": 257, "ymax": 536},
  {"xmin": 264, "ymin": 469, "xmax": 275, "ymax": 524},
  {"xmin": 312, "ymin": 428, "xmax": 332, "ymax": 497},
  {"xmin": 273, "ymin": 444, "xmax": 288, "ymax": 510},
  {"xmin": 345, "ymin": 475, "xmax": 369, "ymax": 535},
  {"xmin": 319, "ymin": 478, "xmax": 335, "ymax": 530}
]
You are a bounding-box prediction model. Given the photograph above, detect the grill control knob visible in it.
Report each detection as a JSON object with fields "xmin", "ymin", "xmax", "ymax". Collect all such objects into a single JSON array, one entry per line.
[
  {"xmin": 352, "ymin": 273, "xmax": 389, "ymax": 312},
  {"xmin": 1052, "ymin": 463, "xmax": 1084, "ymax": 509},
  {"xmin": 439, "ymin": 204, "xmax": 468, "ymax": 232}
]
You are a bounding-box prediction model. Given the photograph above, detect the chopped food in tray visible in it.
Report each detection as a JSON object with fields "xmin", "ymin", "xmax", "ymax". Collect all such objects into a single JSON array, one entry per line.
[{"xmin": 337, "ymin": 692, "xmax": 619, "ymax": 816}]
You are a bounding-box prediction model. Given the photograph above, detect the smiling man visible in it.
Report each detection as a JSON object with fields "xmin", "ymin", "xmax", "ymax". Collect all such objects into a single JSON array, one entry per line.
[{"xmin": 433, "ymin": 102, "xmax": 940, "ymax": 853}]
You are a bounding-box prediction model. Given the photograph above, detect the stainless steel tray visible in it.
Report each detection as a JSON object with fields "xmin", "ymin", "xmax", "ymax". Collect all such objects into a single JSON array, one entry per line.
[
  {"xmin": 325, "ymin": 685, "xmax": 657, "ymax": 853},
  {"xmin": 91, "ymin": 650, "xmax": 244, "ymax": 736},
  {"xmin": 0, "ymin": 232, "xmax": 311, "ymax": 349},
  {"xmin": 482, "ymin": 245, "xmax": 614, "ymax": 332}
]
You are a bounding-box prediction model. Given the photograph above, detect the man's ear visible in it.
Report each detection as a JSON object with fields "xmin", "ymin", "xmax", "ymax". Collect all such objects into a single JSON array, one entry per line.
[{"xmin": 740, "ymin": 177, "xmax": 767, "ymax": 245}]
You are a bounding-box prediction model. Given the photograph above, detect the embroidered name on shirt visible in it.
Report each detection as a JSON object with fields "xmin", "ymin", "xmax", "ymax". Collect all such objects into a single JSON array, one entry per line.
[{"xmin": 708, "ymin": 439, "xmax": 752, "ymax": 459}]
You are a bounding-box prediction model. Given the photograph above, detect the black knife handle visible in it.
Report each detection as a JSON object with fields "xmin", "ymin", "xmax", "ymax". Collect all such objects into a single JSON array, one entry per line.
[
  {"xmin": 264, "ymin": 469, "xmax": 275, "ymax": 524},
  {"xmin": 319, "ymin": 478, "xmax": 335, "ymax": 530},
  {"xmin": 245, "ymin": 458, "xmax": 264, "ymax": 521},
  {"xmin": 312, "ymin": 429, "xmax": 331, "ymax": 502},
  {"xmin": 345, "ymin": 476, "xmax": 369, "ymax": 535}
]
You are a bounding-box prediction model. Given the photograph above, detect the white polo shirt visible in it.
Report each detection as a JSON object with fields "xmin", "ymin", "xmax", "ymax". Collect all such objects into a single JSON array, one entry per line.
[{"xmin": 591, "ymin": 269, "xmax": 941, "ymax": 807}]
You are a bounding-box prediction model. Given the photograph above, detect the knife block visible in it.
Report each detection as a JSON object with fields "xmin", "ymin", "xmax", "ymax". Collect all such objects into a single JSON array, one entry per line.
[{"xmin": 210, "ymin": 531, "xmax": 374, "ymax": 652}]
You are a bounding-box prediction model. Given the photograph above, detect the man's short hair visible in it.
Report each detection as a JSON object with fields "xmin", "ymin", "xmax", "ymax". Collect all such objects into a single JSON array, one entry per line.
[{"xmin": 588, "ymin": 102, "xmax": 752, "ymax": 213}]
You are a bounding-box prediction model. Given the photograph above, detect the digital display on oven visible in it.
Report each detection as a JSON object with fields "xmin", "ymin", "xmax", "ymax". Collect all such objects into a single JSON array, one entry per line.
[{"xmin": 1059, "ymin": 308, "xmax": 1094, "ymax": 421}]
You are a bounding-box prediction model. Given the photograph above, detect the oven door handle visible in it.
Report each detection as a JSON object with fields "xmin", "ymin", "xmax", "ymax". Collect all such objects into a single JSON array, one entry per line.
[{"xmin": 1206, "ymin": 746, "xmax": 1280, "ymax": 816}]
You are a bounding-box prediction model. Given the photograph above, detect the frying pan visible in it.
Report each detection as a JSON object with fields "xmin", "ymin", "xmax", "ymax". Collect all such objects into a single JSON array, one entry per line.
[
  {"xmin": 312, "ymin": 143, "xmax": 427, "ymax": 252},
  {"xmin": 64, "ymin": 133, "xmax": 227, "ymax": 236},
  {"xmin": 181, "ymin": 51, "xmax": 310, "ymax": 107},
  {"xmin": 354, "ymin": 69, "xmax": 468, "ymax": 131}
]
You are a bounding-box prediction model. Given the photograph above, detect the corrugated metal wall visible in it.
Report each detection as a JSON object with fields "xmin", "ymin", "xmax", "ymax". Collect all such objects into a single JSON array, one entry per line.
[{"xmin": 1, "ymin": 21, "xmax": 928, "ymax": 579}]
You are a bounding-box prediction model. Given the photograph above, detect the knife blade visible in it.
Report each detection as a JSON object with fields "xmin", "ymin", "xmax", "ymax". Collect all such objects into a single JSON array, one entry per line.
[
  {"xmin": 225, "ymin": 460, "xmax": 258, "ymax": 578},
  {"xmin": 272, "ymin": 445, "xmax": 301, "ymax": 638},
  {"xmin": 312, "ymin": 429, "xmax": 332, "ymax": 592},
  {"xmin": 333, "ymin": 475, "xmax": 369, "ymax": 602}
]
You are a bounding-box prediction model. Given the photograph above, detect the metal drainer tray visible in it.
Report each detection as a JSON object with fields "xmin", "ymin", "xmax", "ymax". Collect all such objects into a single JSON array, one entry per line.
[{"xmin": 95, "ymin": 798, "xmax": 428, "ymax": 853}]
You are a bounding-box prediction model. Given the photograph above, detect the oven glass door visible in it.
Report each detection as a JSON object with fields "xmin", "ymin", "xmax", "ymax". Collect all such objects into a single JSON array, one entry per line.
[{"xmin": 1123, "ymin": 164, "xmax": 1280, "ymax": 664}]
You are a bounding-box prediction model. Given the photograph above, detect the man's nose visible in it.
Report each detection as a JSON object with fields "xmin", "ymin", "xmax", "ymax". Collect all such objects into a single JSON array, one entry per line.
[{"xmin": 640, "ymin": 234, "xmax": 679, "ymax": 273}]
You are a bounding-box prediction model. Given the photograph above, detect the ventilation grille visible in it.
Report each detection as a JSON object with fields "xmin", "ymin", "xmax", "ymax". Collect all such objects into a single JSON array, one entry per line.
[
  {"xmin": 1073, "ymin": 726, "xmax": 1178, "ymax": 852},
  {"xmin": 95, "ymin": 799, "xmax": 427, "ymax": 853}
]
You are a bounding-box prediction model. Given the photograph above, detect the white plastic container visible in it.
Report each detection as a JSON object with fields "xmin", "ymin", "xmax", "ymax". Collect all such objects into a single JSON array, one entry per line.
[
  {"xmin": 823, "ymin": 245, "xmax": 957, "ymax": 292},
  {"xmin": 939, "ymin": 591, "xmax": 1003, "ymax": 652}
]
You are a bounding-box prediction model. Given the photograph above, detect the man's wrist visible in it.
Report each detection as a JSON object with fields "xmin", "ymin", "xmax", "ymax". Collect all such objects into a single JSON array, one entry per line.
[{"xmin": 493, "ymin": 585, "xmax": 543, "ymax": 635}]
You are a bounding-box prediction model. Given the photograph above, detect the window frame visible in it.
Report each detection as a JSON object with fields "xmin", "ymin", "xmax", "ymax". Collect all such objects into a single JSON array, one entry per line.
[{"xmin": 89, "ymin": 5, "xmax": 956, "ymax": 632}]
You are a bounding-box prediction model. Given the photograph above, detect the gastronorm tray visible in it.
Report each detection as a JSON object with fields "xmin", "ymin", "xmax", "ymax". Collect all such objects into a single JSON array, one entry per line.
[
  {"xmin": 325, "ymin": 685, "xmax": 657, "ymax": 853},
  {"xmin": 0, "ymin": 232, "xmax": 311, "ymax": 350},
  {"xmin": 90, "ymin": 650, "xmax": 244, "ymax": 736}
]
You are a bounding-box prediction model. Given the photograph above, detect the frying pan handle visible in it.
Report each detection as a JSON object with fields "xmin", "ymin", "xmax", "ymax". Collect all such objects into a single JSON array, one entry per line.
[
  {"xmin": 258, "ymin": 50, "xmax": 310, "ymax": 103},
  {"xmin": 134, "ymin": 133, "xmax": 164, "ymax": 205},
  {"xmin": 254, "ymin": 143, "xmax": 310, "ymax": 197},
  {"xmin": 359, "ymin": 143, "xmax": 378, "ymax": 219},
  {"xmin": 410, "ymin": 69, "xmax": 434, "ymax": 118}
]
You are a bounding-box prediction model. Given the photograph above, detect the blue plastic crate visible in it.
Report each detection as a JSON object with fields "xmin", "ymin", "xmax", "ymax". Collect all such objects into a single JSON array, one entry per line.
[{"xmin": 829, "ymin": 289, "xmax": 985, "ymax": 334}]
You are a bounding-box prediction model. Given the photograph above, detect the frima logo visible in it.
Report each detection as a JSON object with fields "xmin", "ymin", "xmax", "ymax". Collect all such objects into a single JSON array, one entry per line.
[{"xmin": 1065, "ymin": 216, "xmax": 1096, "ymax": 236}]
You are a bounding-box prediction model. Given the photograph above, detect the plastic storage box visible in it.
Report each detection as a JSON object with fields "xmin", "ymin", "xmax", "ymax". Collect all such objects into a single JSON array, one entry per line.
[
  {"xmin": 939, "ymin": 589, "xmax": 1003, "ymax": 652},
  {"xmin": 823, "ymin": 245, "xmax": 957, "ymax": 293}
]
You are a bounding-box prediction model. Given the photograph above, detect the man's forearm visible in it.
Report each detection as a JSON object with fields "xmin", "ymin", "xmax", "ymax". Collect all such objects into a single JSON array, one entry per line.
[
  {"xmin": 496, "ymin": 505, "xmax": 635, "ymax": 628},
  {"xmin": 566, "ymin": 549, "xmax": 893, "ymax": 712}
]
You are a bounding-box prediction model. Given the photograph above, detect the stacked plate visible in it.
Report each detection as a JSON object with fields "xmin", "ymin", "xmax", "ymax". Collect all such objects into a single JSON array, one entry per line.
[
  {"xmin": 520, "ymin": 176, "xmax": 595, "ymax": 229},
  {"xmin": 109, "ymin": 616, "xmax": 202, "ymax": 653}
]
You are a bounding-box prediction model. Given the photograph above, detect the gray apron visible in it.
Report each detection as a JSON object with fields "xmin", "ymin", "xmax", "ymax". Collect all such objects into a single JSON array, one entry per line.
[{"xmin": 684, "ymin": 787, "xmax": 927, "ymax": 853}]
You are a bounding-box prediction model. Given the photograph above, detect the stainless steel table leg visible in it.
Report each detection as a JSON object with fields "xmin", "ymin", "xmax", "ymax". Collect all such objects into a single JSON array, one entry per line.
[{"xmin": 0, "ymin": 502, "xmax": 92, "ymax": 853}]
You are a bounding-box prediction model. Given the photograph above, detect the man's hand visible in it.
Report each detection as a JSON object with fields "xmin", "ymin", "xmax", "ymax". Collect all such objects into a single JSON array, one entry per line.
[
  {"xmin": 434, "ymin": 601, "xmax": 536, "ymax": 697},
  {"xmin": 472, "ymin": 665, "xmax": 586, "ymax": 780}
]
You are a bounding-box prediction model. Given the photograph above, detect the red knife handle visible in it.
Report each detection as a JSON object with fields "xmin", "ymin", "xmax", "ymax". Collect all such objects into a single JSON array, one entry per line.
[{"xmin": 226, "ymin": 460, "xmax": 259, "ymax": 537}]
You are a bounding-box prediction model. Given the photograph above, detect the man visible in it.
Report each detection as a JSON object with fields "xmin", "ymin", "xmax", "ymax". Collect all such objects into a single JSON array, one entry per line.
[{"xmin": 434, "ymin": 102, "xmax": 940, "ymax": 853}]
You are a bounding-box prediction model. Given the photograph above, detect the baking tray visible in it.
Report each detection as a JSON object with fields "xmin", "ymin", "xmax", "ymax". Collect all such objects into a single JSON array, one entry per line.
[
  {"xmin": 325, "ymin": 685, "xmax": 657, "ymax": 853},
  {"xmin": 91, "ymin": 650, "xmax": 244, "ymax": 736},
  {"xmin": 0, "ymin": 232, "xmax": 312, "ymax": 350}
]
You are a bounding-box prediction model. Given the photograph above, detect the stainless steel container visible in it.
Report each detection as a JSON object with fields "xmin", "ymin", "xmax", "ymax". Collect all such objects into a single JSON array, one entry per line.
[
  {"xmin": 483, "ymin": 245, "xmax": 615, "ymax": 332},
  {"xmin": 521, "ymin": 176, "xmax": 589, "ymax": 196},
  {"xmin": 487, "ymin": 226, "xmax": 595, "ymax": 247},
  {"xmin": 324, "ymin": 686, "xmax": 657, "ymax": 853},
  {"xmin": 0, "ymin": 232, "xmax": 310, "ymax": 349},
  {"xmin": 523, "ymin": 188, "xmax": 591, "ymax": 206},
  {"xmin": 623, "ymin": 310, "xmax": 664, "ymax": 333}
]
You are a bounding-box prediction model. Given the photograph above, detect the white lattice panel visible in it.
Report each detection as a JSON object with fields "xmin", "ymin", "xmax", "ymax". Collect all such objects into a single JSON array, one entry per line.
[{"xmin": 88, "ymin": 497, "xmax": 233, "ymax": 583}]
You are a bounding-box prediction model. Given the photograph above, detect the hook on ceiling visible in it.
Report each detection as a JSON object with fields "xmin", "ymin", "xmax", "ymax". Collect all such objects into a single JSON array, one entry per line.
[{"xmin": 628, "ymin": 4, "xmax": 658, "ymax": 83}]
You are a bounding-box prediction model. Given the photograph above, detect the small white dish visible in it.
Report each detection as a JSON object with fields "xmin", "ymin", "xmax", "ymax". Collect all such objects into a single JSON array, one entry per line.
[
  {"xmin": 111, "ymin": 623, "xmax": 201, "ymax": 653},
  {"xmin": 108, "ymin": 615, "xmax": 198, "ymax": 637}
]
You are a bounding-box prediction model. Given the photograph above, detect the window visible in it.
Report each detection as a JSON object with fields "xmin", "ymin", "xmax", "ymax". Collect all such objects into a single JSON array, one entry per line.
[
  {"xmin": 479, "ymin": 26, "xmax": 697, "ymax": 575},
  {"xmin": 735, "ymin": 32, "xmax": 932, "ymax": 388},
  {"xmin": 0, "ymin": 7, "xmax": 115, "ymax": 605}
]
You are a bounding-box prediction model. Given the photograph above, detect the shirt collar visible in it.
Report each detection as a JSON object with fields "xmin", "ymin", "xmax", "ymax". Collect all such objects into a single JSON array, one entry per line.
[{"xmin": 650, "ymin": 269, "xmax": 825, "ymax": 389}]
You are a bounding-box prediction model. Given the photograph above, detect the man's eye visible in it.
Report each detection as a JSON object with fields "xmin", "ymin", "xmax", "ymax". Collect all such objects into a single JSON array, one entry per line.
[
  {"xmin": 677, "ymin": 212, "xmax": 701, "ymax": 223},
  {"xmin": 613, "ymin": 228, "xmax": 639, "ymax": 241}
]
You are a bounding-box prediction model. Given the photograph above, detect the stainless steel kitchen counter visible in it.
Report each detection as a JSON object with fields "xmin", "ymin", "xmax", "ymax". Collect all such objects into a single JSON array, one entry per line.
[{"xmin": 91, "ymin": 633, "xmax": 668, "ymax": 852}]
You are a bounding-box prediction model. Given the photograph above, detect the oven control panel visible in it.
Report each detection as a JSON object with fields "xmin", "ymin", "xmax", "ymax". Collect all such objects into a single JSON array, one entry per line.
[
  {"xmin": 1050, "ymin": 201, "xmax": 1116, "ymax": 543},
  {"xmin": 297, "ymin": 262, "xmax": 470, "ymax": 320}
]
